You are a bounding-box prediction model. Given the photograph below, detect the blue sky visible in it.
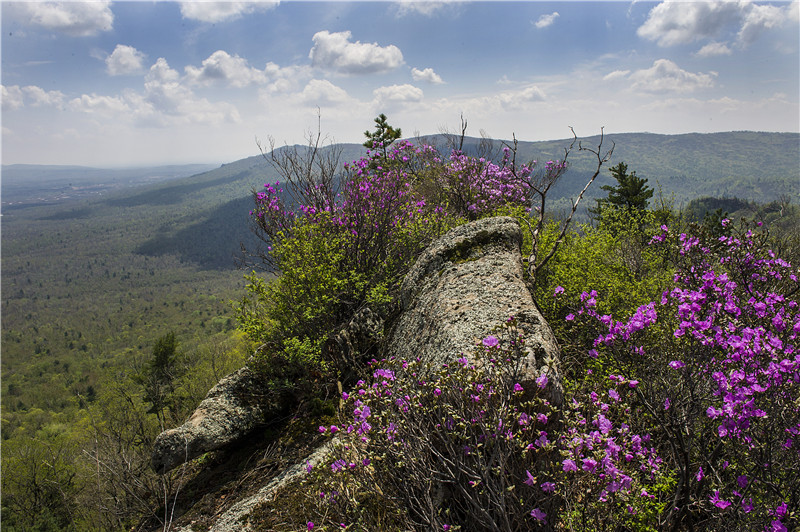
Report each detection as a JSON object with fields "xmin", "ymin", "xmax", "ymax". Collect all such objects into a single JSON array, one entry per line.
[{"xmin": 2, "ymin": 1, "xmax": 798, "ymax": 167}]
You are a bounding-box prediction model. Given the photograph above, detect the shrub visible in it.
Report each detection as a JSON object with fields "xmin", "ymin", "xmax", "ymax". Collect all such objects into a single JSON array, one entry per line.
[{"xmin": 558, "ymin": 218, "xmax": 799, "ymax": 530}]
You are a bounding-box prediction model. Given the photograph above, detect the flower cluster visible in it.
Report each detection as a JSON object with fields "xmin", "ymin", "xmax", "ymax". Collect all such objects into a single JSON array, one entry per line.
[
  {"xmin": 302, "ymin": 322, "xmax": 562, "ymax": 530},
  {"xmin": 562, "ymin": 219, "xmax": 799, "ymax": 529}
]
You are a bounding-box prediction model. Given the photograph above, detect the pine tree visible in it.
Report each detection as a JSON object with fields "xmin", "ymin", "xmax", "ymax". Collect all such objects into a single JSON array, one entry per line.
[
  {"xmin": 591, "ymin": 162, "xmax": 653, "ymax": 217},
  {"xmin": 363, "ymin": 114, "xmax": 402, "ymax": 159}
]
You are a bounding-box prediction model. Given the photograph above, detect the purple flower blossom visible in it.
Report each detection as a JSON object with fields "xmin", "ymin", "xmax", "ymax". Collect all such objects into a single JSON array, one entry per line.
[
  {"xmin": 695, "ymin": 466, "xmax": 704, "ymax": 482},
  {"xmin": 530, "ymin": 508, "xmax": 547, "ymax": 523},
  {"xmin": 524, "ymin": 469, "xmax": 535, "ymax": 486},
  {"xmin": 536, "ymin": 374, "xmax": 548, "ymax": 388},
  {"xmin": 563, "ymin": 459, "xmax": 578, "ymax": 472},
  {"xmin": 710, "ymin": 491, "xmax": 731, "ymax": 509},
  {"xmin": 483, "ymin": 336, "xmax": 499, "ymax": 348}
]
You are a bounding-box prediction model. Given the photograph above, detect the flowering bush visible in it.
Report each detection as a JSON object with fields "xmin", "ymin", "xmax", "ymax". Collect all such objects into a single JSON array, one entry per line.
[
  {"xmin": 281, "ymin": 318, "xmax": 668, "ymax": 531},
  {"xmin": 302, "ymin": 321, "xmax": 560, "ymax": 530},
  {"xmin": 239, "ymin": 126, "xmax": 584, "ymax": 383},
  {"xmin": 557, "ymin": 219, "xmax": 799, "ymax": 530}
]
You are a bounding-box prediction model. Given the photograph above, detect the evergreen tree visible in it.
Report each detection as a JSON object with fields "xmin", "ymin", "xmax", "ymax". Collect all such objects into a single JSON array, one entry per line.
[
  {"xmin": 363, "ymin": 113, "xmax": 402, "ymax": 159},
  {"xmin": 593, "ymin": 162, "xmax": 654, "ymax": 214}
]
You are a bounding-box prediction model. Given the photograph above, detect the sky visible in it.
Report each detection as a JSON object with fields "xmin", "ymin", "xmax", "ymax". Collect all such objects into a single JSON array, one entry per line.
[{"xmin": 1, "ymin": 0, "xmax": 798, "ymax": 167}]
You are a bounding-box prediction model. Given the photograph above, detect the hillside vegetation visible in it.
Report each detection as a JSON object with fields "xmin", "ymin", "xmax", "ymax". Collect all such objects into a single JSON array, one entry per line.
[{"xmin": 1, "ymin": 125, "xmax": 798, "ymax": 531}]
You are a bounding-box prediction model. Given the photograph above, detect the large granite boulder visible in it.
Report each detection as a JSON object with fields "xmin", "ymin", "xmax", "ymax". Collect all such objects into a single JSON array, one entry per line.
[
  {"xmin": 151, "ymin": 366, "xmax": 287, "ymax": 474},
  {"xmin": 386, "ymin": 216, "xmax": 562, "ymax": 406}
]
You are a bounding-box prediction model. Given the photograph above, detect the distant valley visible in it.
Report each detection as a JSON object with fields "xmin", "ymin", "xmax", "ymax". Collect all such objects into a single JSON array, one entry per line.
[{"xmin": 1, "ymin": 163, "xmax": 219, "ymax": 209}]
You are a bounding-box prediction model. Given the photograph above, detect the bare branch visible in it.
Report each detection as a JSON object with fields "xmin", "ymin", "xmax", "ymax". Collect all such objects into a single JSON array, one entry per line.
[{"xmin": 525, "ymin": 127, "xmax": 614, "ymax": 282}]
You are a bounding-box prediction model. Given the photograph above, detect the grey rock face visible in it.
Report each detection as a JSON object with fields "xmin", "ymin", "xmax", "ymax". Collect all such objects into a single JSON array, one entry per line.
[
  {"xmin": 151, "ymin": 366, "xmax": 285, "ymax": 473},
  {"xmin": 386, "ymin": 216, "xmax": 562, "ymax": 405}
]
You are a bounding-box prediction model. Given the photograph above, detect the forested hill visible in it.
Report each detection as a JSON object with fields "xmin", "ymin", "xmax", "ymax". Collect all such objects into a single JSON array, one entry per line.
[
  {"xmin": 426, "ymin": 130, "xmax": 799, "ymax": 210},
  {"xmin": 132, "ymin": 130, "xmax": 799, "ymax": 269}
]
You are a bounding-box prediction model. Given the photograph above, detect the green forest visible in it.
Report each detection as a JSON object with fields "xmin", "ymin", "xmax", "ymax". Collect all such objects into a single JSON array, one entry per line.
[{"xmin": 1, "ymin": 125, "xmax": 798, "ymax": 531}]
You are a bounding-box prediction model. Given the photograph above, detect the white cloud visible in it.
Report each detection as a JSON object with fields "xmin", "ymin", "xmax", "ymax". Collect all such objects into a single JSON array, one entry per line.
[
  {"xmin": 261, "ymin": 63, "xmax": 312, "ymax": 94},
  {"xmin": 185, "ymin": 50, "xmax": 266, "ymax": 87},
  {"xmin": 496, "ymin": 85, "xmax": 546, "ymax": 107},
  {"xmin": 638, "ymin": 1, "xmax": 743, "ymax": 46},
  {"xmin": 299, "ymin": 79, "xmax": 351, "ymax": 105},
  {"xmin": 106, "ymin": 45, "xmax": 146, "ymax": 76},
  {"xmin": 2, "ymin": 85, "xmax": 25, "ymax": 110},
  {"xmin": 69, "ymin": 93, "xmax": 130, "ymax": 115},
  {"xmin": 534, "ymin": 12, "xmax": 560, "ymax": 29},
  {"xmin": 638, "ymin": 0, "xmax": 797, "ymax": 48},
  {"xmin": 695, "ymin": 41, "xmax": 732, "ymax": 57},
  {"xmin": 373, "ymin": 84, "xmax": 424, "ymax": 105},
  {"xmin": 2, "ymin": 84, "xmax": 65, "ymax": 109},
  {"xmin": 629, "ymin": 59, "xmax": 716, "ymax": 93},
  {"xmin": 603, "ymin": 69, "xmax": 631, "ymax": 82},
  {"xmin": 69, "ymin": 58, "xmax": 241, "ymax": 127},
  {"xmin": 394, "ymin": 0, "xmax": 458, "ymax": 17},
  {"xmin": 738, "ymin": 3, "xmax": 785, "ymax": 45},
  {"xmin": 23, "ymin": 1, "xmax": 113, "ymax": 36},
  {"xmin": 518, "ymin": 85, "xmax": 547, "ymax": 102},
  {"xmin": 309, "ymin": 30, "xmax": 404, "ymax": 75},
  {"xmin": 179, "ymin": 1, "xmax": 279, "ymax": 23},
  {"xmin": 411, "ymin": 67, "xmax": 444, "ymax": 84},
  {"xmin": 22, "ymin": 85, "xmax": 65, "ymax": 107},
  {"xmin": 141, "ymin": 58, "xmax": 240, "ymax": 125}
]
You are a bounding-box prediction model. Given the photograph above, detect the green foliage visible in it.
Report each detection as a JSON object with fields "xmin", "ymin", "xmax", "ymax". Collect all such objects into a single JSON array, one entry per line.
[
  {"xmin": 236, "ymin": 217, "xmax": 372, "ymax": 383},
  {"xmin": 1, "ymin": 434, "xmax": 82, "ymax": 532},
  {"xmin": 533, "ymin": 209, "xmax": 675, "ymax": 324}
]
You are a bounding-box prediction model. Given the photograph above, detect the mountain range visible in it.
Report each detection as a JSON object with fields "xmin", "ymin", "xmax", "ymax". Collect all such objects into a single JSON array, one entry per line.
[{"xmin": 4, "ymin": 131, "xmax": 797, "ymax": 272}]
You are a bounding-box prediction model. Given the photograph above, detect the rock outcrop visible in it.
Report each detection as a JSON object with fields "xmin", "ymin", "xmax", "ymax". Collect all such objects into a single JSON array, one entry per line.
[
  {"xmin": 152, "ymin": 216, "xmax": 563, "ymax": 528},
  {"xmin": 151, "ymin": 366, "xmax": 287, "ymax": 474},
  {"xmin": 386, "ymin": 216, "xmax": 562, "ymax": 405}
]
